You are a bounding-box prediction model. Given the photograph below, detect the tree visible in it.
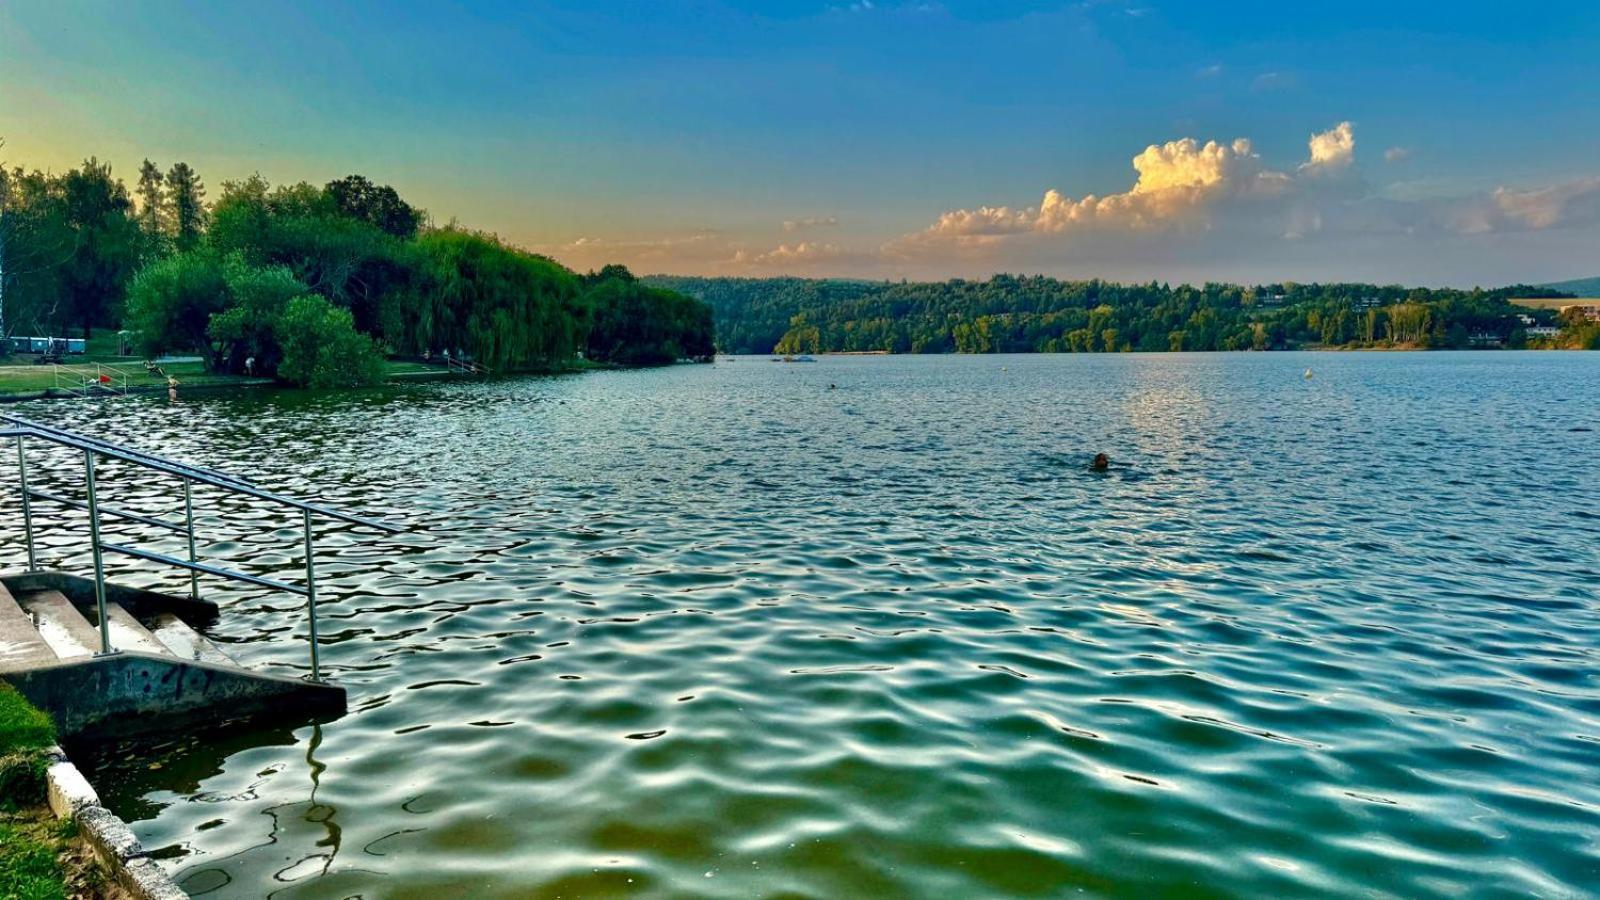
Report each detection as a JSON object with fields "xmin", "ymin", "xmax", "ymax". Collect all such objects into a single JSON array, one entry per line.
[
  {"xmin": 123, "ymin": 250, "xmax": 229, "ymax": 357},
  {"xmin": 165, "ymin": 162, "xmax": 206, "ymax": 250},
  {"xmin": 207, "ymin": 258, "xmax": 309, "ymax": 374},
  {"xmin": 405, "ymin": 228, "xmax": 588, "ymax": 369},
  {"xmin": 57, "ymin": 158, "xmax": 142, "ymax": 339},
  {"xmin": 0, "ymin": 151, "xmax": 76, "ymax": 343},
  {"xmin": 324, "ymin": 174, "xmax": 422, "ymax": 238},
  {"xmin": 274, "ymin": 293, "xmax": 384, "ymax": 388},
  {"xmin": 135, "ymin": 159, "xmax": 165, "ymax": 245}
]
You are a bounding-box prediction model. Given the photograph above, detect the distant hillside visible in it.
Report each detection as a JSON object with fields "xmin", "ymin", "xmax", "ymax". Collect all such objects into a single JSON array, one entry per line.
[
  {"xmin": 644, "ymin": 275, "xmax": 1570, "ymax": 354},
  {"xmin": 1541, "ymin": 276, "xmax": 1600, "ymax": 296}
]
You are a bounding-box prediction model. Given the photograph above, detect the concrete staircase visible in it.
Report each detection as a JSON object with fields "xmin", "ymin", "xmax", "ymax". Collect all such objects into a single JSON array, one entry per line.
[
  {"xmin": 2, "ymin": 582, "xmax": 239, "ymax": 668},
  {"xmin": 0, "ymin": 573, "xmax": 345, "ymax": 740}
]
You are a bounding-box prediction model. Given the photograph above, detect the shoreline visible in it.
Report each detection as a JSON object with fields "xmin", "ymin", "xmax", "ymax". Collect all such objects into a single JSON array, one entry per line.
[{"xmin": 0, "ymin": 356, "xmax": 647, "ymax": 405}]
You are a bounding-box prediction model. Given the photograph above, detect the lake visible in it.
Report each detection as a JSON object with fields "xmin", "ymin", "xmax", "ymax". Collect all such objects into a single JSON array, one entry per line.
[{"xmin": 5, "ymin": 352, "xmax": 1598, "ymax": 897}]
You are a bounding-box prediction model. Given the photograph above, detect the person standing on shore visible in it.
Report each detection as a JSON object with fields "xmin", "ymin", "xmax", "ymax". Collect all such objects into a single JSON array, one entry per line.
[{"xmin": 245, "ymin": 356, "xmax": 256, "ymax": 377}]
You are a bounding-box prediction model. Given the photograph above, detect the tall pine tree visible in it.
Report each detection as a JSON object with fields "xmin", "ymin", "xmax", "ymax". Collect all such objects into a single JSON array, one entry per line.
[
  {"xmin": 136, "ymin": 159, "xmax": 165, "ymax": 241},
  {"xmin": 164, "ymin": 161, "xmax": 206, "ymax": 250}
]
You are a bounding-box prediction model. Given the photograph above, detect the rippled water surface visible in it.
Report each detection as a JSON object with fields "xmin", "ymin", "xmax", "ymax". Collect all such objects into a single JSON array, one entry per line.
[{"xmin": 5, "ymin": 353, "xmax": 1599, "ymax": 897}]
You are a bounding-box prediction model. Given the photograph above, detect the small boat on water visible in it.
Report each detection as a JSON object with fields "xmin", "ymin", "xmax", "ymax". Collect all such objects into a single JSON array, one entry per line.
[{"xmin": 776, "ymin": 355, "xmax": 818, "ymax": 363}]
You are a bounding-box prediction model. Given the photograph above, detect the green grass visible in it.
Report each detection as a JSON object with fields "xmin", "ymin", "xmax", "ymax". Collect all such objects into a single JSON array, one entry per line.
[
  {"xmin": 0, "ymin": 357, "xmax": 254, "ymax": 397},
  {"xmin": 384, "ymin": 360, "xmax": 447, "ymax": 377},
  {"xmin": 0, "ymin": 685, "xmax": 65, "ymax": 900},
  {"xmin": 0, "ymin": 684, "xmax": 54, "ymax": 808},
  {"xmin": 0, "ymin": 819, "xmax": 68, "ymax": 900},
  {"xmin": 0, "ymin": 685, "xmax": 53, "ymax": 756}
]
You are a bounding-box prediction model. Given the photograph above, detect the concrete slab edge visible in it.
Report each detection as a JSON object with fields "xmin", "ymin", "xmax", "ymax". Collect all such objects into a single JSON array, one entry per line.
[{"xmin": 43, "ymin": 745, "xmax": 188, "ymax": 900}]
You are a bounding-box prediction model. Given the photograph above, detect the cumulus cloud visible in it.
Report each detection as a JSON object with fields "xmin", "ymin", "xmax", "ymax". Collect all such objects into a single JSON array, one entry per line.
[
  {"xmin": 887, "ymin": 119, "xmax": 1600, "ymax": 271},
  {"xmin": 1302, "ymin": 121, "xmax": 1355, "ymax": 172},
  {"xmin": 782, "ymin": 216, "xmax": 840, "ymax": 232},
  {"xmin": 892, "ymin": 130, "xmax": 1311, "ymax": 255},
  {"xmin": 539, "ymin": 121, "xmax": 1600, "ymax": 281},
  {"xmin": 733, "ymin": 242, "xmax": 844, "ymax": 267}
]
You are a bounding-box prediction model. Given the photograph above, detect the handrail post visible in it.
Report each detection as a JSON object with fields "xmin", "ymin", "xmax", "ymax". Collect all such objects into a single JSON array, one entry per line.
[
  {"xmin": 303, "ymin": 509, "xmax": 321, "ymax": 682},
  {"xmin": 15, "ymin": 435, "xmax": 36, "ymax": 566},
  {"xmin": 16, "ymin": 435, "xmax": 37, "ymax": 571},
  {"xmin": 183, "ymin": 477, "xmax": 199, "ymax": 600},
  {"xmin": 83, "ymin": 449, "xmax": 114, "ymax": 656}
]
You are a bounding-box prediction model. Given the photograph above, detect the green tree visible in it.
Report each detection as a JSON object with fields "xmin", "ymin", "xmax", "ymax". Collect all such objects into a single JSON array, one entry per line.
[
  {"xmin": 207, "ymin": 258, "xmax": 308, "ymax": 374},
  {"xmin": 325, "ymin": 174, "xmax": 423, "ymax": 238},
  {"xmin": 57, "ymin": 158, "xmax": 142, "ymax": 339},
  {"xmin": 123, "ymin": 250, "xmax": 229, "ymax": 357},
  {"xmin": 274, "ymin": 293, "xmax": 384, "ymax": 388},
  {"xmin": 0, "ymin": 158, "xmax": 75, "ymax": 342},
  {"xmin": 165, "ymin": 162, "xmax": 206, "ymax": 251},
  {"xmin": 135, "ymin": 159, "xmax": 166, "ymax": 247}
]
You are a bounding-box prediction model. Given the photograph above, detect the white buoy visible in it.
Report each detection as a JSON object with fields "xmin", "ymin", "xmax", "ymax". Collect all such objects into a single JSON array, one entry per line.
[{"xmin": 1304, "ymin": 368, "xmax": 1314, "ymax": 379}]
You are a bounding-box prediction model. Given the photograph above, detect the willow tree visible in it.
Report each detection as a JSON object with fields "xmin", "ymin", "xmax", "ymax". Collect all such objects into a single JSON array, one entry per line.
[{"xmin": 404, "ymin": 228, "xmax": 586, "ymax": 370}]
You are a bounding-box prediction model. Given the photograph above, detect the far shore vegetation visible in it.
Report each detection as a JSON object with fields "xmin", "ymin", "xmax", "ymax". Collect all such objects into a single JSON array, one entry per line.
[
  {"xmin": 0, "ymin": 149, "xmax": 715, "ymax": 392},
  {"xmin": 648, "ymin": 276, "xmax": 1600, "ymax": 355}
]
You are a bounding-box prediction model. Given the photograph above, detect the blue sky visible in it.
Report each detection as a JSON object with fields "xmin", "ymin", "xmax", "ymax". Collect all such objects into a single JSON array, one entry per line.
[{"xmin": 4, "ymin": 0, "xmax": 1598, "ymax": 284}]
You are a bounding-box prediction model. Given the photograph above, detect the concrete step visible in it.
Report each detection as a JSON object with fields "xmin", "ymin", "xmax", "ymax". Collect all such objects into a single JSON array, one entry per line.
[
  {"xmin": 19, "ymin": 590, "xmax": 103, "ymax": 660},
  {"xmin": 104, "ymin": 604, "xmax": 171, "ymax": 656},
  {"xmin": 149, "ymin": 613, "xmax": 239, "ymax": 668},
  {"xmin": 0, "ymin": 582, "xmax": 57, "ymax": 671}
]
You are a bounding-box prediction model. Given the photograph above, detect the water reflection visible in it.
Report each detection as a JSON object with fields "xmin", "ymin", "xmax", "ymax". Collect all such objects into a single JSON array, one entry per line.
[{"xmin": 8, "ymin": 353, "xmax": 1600, "ymax": 897}]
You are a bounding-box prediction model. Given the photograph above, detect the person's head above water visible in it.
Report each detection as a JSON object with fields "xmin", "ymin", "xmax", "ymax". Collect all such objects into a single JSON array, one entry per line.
[{"xmin": 1091, "ymin": 452, "xmax": 1110, "ymax": 471}]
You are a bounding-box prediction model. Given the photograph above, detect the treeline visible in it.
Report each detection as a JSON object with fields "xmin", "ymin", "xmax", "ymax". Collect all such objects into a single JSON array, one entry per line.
[
  {"xmin": 0, "ymin": 153, "xmax": 714, "ymax": 387},
  {"xmin": 646, "ymin": 275, "xmax": 1592, "ymax": 354}
]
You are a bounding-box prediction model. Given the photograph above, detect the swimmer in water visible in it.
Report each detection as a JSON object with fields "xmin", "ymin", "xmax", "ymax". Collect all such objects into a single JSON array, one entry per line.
[{"xmin": 1090, "ymin": 452, "xmax": 1110, "ymax": 471}]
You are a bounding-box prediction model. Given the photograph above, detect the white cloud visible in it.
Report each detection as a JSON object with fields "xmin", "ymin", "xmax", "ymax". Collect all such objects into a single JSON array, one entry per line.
[
  {"xmin": 1490, "ymin": 178, "xmax": 1600, "ymax": 230},
  {"xmin": 1251, "ymin": 71, "xmax": 1295, "ymax": 92},
  {"xmin": 1302, "ymin": 121, "xmax": 1355, "ymax": 172},
  {"xmin": 534, "ymin": 230, "xmax": 732, "ymax": 272},
  {"xmin": 782, "ymin": 216, "xmax": 840, "ymax": 232},
  {"xmin": 1384, "ymin": 146, "xmax": 1413, "ymax": 163},
  {"xmin": 733, "ymin": 242, "xmax": 844, "ymax": 267},
  {"xmin": 892, "ymin": 131, "xmax": 1305, "ymax": 255},
  {"xmin": 729, "ymin": 240, "xmax": 844, "ymax": 267},
  {"xmin": 536, "ymin": 121, "xmax": 1600, "ymax": 282}
]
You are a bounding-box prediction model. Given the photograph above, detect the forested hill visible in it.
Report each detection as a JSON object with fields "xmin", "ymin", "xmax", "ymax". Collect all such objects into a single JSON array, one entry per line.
[{"xmin": 645, "ymin": 275, "xmax": 1595, "ymax": 354}]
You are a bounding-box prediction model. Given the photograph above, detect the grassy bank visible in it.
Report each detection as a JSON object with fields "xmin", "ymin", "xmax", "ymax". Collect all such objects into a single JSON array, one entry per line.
[
  {"xmin": 1, "ymin": 337, "xmax": 631, "ymax": 401},
  {"xmin": 0, "ymin": 354, "xmax": 456, "ymax": 401},
  {"xmin": 0, "ymin": 356, "xmax": 250, "ymax": 397},
  {"xmin": 0, "ymin": 682, "xmax": 81, "ymax": 899}
]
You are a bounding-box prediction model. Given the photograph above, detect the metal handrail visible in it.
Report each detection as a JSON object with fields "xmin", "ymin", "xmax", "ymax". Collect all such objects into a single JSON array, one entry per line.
[
  {"xmin": 99, "ymin": 543, "xmax": 308, "ymax": 595},
  {"xmin": 2, "ymin": 413, "xmax": 256, "ymax": 489},
  {"xmin": 445, "ymin": 355, "xmax": 489, "ymax": 376},
  {"xmin": 24, "ymin": 486, "xmax": 188, "ymax": 533},
  {"xmin": 4, "ymin": 419, "xmax": 402, "ymax": 681},
  {"xmin": 52, "ymin": 362, "xmax": 130, "ymax": 397},
  {"xmin": 2, "ymin": 419, "xmax": 397, "ymax": 532}
]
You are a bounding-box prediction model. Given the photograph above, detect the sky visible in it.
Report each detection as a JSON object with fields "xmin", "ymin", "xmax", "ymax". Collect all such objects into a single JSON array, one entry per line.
[{"xmin": 4, "ymin": 0, "xmax": 1599, "ymax": 286}]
